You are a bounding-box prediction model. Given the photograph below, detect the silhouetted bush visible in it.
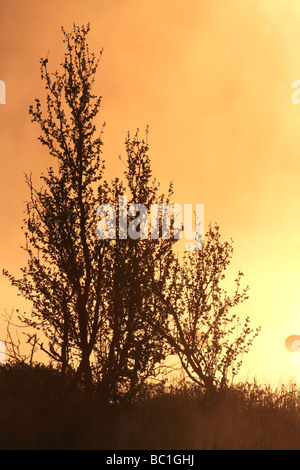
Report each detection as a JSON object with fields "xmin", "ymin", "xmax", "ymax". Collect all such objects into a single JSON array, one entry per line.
[{"xmin": 0, "ymin": 362, "xmax": 300, "ymax": 449}]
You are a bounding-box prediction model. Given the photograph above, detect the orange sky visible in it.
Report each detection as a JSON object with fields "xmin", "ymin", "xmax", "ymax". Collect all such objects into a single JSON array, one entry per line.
[{"xmin": 1, "ymin": 0, "xmax": 300, "ymax": 385}]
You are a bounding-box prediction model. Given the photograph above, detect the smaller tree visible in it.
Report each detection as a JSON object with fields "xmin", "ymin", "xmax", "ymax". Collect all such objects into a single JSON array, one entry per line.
[
  {"xmin": 155, "ymin": 224, "xmax": 260, "ymax": 396},
  {"xmin": 93, "ymin": 129, "xmax": 177, "ymax": 403}
]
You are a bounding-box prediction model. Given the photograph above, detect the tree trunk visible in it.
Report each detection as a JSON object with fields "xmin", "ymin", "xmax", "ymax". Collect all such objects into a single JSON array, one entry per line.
[{"xmin": 81, "ymin": 348, "xmax": 93, "ymax": 397}]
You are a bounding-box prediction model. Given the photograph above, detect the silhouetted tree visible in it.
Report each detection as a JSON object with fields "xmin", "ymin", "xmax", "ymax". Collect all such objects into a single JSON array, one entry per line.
[
  {"xmin": 3, "ymin": 23, "xmax": 259, "ymax": 405},
  {"xmin": 94, "ymin": 130, "xmax": 176, "ymax": 402},
  {"xmin": 152, "ymin": 224, "xmax": 260, "ymax": 397},
  {"xmin": 3, "ymin": 24, "xmax": 175, "ymax": 400},
  {"xmin": 3, "ymin": 24, "xmax": 105, "ymax": 392}
]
